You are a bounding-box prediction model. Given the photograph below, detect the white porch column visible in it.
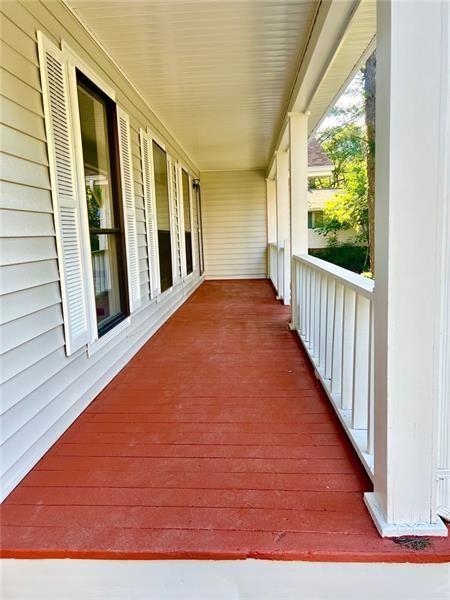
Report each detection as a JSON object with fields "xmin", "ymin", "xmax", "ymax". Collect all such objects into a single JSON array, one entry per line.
[
  {"xmin": 266, "ymin": 178, "xmax": 277, "ymax": 244},
  {"xmin": 276, "ymin": 150, "xmax": 290, "ymax": 304},
  {"xmin": 364, "ymin": 0, "xmax": 449, "ymax": 537},
  {"xmin": 266, "ymin": 177, "xmax": 277, "ymax": 286},
  {"xmin": 288, "ymin": 112, "xmax": 309, "ymax": 256},
  {"xmin": 288, "ymin": 112, "xmax": 309, "ymax": 329}
]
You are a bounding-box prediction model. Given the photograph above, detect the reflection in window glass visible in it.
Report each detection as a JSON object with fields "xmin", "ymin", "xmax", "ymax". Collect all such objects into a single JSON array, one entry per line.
[
  {"xmin": 153, "ymin": 142, "xmax": 173, "ymax": 292},
  {"xmin": 90, "ymin": 234, "xmax": 121, "ymax": 322},
  {"xmin": 77, "ymin": 74, "xmax": 127, "ymax": 336},
  {"xmin": 182, "ymin": 169, "xmax": 193, "ymax": 275}
]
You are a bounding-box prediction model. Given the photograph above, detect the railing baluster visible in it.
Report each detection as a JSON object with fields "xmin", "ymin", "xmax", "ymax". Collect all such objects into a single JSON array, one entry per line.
[
  {"xmin": 313, "ymin": 273, "xmax": 321, "ymax": 359},
  {"xmin": 352, "ymin": 294, "xmax": 371, "ymax": 430},
  {"xmin": 291, "ymin": 257, "xmax": 298, "ymax": 329},
  {"xmin": 324, "ymin": 278, "xmax": 336, "ymax": 381},
  {"xmin": 309, "ymin": 271, "xmax": 316, "ymax": 355},
  {"xmin": 318, "ymin": 274, "xmax": 328, "ymax": 372},
  {"xmin": 341, "ymin": 287, "xmax": 356, "ymax": 410},
  {"xmin": 331, "ymin": 283, "xmax": 344, "ymax": 398},
  {"xmin": 305, "ymin": 268, "xmax": 311, "ymax": 344},
  {"xmin": 297, "ymin": 263, "xmax": 302, "ymax": 333},
  {"xmin": 302, "ymin": 265, "xmax": 307, "ymax": 337},
  {"xmin": 367, "ymin": 302, "xmax": 375, "ymax": 455}
]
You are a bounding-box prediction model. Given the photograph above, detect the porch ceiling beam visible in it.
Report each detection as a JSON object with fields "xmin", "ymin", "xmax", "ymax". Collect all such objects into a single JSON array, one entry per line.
[{"xmin": 266, "ymin": 0, "xmax": 363, "ymax": 178}]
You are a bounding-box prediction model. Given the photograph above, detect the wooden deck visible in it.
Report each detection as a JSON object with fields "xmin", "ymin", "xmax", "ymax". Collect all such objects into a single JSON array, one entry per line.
[{"xmin": 1, "ymin": 280, "xmax": 449, "ymax": 562}]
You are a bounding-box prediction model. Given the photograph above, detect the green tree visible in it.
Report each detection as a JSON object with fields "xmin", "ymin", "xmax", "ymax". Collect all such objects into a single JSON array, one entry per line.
[
  {"xmin": 318, "ymin": 158, "xmax": 369, "ymax": 246},
  {"xmin": 363, "ymin": 52, "xmax": 376, "ymax": 274},
  {"xmin": 314, "ymin": 52, "xmax": 376, "ymax": 274},
  {"xmin": 320, "ymin": 122, "xmax": 366, "ymax": 188}
]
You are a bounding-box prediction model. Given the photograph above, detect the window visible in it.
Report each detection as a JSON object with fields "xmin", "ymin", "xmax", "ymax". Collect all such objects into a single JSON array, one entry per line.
[
  {"xmin": 181, "ymin": 169, "xmax": 193, "ymax": 275},
  {"xmin": 153, "ymin": 141, "xmax": 173, "ymax": 292},
  {"xmin": 77, "ymin": 72, "xmax": 128, "ymax": 336},
  {"xmin": 308, "ymin": 210, "xmax": 324, "ymax": 229}
]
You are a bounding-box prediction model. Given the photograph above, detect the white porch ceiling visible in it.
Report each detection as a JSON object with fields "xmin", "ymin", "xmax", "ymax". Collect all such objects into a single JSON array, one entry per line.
[{"xmin": 68, "ymin": 0, "xmax": 319, "ymax": 171}]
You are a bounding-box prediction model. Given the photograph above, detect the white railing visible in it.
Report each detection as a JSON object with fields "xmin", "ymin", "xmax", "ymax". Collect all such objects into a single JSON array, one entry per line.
[{"xmin": 292, "ymin": 254, "xmax": 375, "ymax": 477}]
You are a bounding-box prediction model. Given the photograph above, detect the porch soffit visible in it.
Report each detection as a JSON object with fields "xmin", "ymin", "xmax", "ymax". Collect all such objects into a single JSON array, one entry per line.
[
  {"xmin": 67, "ymin": 0, "xmax": 319, "ymax": 171},
  {"xmin": 68, "ymin": 1, "xmax": 375, "ymax": 173}
]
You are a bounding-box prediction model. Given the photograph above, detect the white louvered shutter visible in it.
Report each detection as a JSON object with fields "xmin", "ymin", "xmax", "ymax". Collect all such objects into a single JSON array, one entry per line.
[
  {"xmin": 117, "ymin": 108, "xmax": 141, "ymax": 311},
  {"xmin": 140, "ymin": 130, "xmax": 160, "ymax": 298},
  {"xmin": 168, "ymin": 157, "xmax": 183, "ymax": 281},
  {"xmin": 178, "ymin": 165, "xmax": 188, "ymax": 278},
  {"xmin": 37, "ymin": 32, "xmax": 90, "ymax": 356},
  {"xmin": 188, "ymin": 174, "xmax": 197, "ymax": 272}
]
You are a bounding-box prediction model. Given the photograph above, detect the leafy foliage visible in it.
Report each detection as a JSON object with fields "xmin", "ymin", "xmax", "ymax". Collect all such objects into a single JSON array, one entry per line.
[
  {"xmin": 317, "ymin": 157, "xmax": 369, "ymax": 245},
  {"xmin": 309, "ymin": 245, "xmax": 369, "ymax": 275},
  {"xmin": 311, "ymin": 56, "xmax": 376, "ymax": 274},
  {"xmin": 319, "ymin": 123, "xmax": 366, "ymax": 188}
]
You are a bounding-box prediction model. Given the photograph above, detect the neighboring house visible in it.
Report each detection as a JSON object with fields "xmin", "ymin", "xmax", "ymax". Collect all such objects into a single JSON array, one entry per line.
[
  {"xmin": 1, "ymin": 1, "xmax": 449, "ymax": 598},
  {"xmin": 307, "ymin": 139, "xmax": 357, "ymax": 249}
]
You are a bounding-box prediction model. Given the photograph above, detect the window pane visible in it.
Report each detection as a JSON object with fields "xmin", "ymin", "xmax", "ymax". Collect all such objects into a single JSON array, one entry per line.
[
  {"xmin": 315, "ymin": 211, "xmax": 324, "ymax": 227},
  {"xmin": 308, "ymin": 212, "xmax": 313, "ymax": 229},
  {"xmin": 182, "ymin": 170, "xmax": 193, "ymax": 275},
  {"xmin": 77, "ymin": 84, "xmax": 115, "ymax": 230},
  {"xmin": 153, "ymin": 141, "xmax": 173, "ymax": 292},
  {"xmin": 90, "ymin": 234, "xmax": 122, "ymax": 333},
  {"xmin": 77, "ymin": 75, "xmax": 128, "ymax": 336}
]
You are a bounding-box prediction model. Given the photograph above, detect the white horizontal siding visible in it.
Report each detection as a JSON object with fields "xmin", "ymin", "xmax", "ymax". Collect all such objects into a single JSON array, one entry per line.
[
  {"xmin": 202, "ymin": 170, "xmax": 267, "ymax": 279},
  {"xmin": 0, "ymin": 1, "xmax": 202, "ymax": 501},
  {"xmin": 308, "ymin": 229, "xmax": 357, "ymax": 249}
]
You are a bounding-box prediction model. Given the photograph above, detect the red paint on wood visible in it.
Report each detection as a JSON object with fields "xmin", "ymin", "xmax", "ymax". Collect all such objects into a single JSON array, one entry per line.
[{"xmin": 2, "ymin": 281, "xmax": 449, "ymax": 562}]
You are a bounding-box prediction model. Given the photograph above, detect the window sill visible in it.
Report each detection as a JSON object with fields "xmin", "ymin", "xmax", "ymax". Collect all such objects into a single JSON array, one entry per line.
[
  {"xmin": 87, "ymin": 316, "xmax": 131, "ymax": 357},
  {"xmin": 156, "ymin": 286, "xmax": 174, "ymax": 304}
]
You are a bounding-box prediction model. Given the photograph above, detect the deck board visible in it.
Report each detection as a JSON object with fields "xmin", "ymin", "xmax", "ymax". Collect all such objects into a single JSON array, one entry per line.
[{"xmin": 1, "ymin": 280, "xmax": 449, "ymax": 562}]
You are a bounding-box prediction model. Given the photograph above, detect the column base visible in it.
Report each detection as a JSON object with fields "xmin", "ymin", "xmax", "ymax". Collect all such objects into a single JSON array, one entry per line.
[{"xmin": 364, "ymin": 492, "xmax": 448, "ymax": 538}]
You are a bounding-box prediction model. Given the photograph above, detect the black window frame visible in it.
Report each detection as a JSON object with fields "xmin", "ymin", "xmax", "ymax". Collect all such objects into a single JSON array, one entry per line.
[
  {"xmin": 152, "ymin": 140, "xmax": 173, "ymax": 293},
  {"xmin": 76, "ymin": 69, "xmax": 130, "ymax": 338}
]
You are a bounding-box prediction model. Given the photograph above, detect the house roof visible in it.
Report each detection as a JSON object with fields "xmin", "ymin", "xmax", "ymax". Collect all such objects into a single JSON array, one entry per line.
[{"xmin": 308, "ymin": 139, "xmax": 333, "ymax": 169}]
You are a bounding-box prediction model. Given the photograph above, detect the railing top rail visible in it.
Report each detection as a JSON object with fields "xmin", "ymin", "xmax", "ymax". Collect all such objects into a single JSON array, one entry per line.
[{"xmin": 293, "ymin": 253, "xmax": 374, "ymax": 299}]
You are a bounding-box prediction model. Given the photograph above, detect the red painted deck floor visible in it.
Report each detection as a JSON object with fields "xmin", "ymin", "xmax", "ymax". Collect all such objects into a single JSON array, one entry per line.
[{"xmin": 2, "ymin": 281, "xmax": 449, "ymax": 562}]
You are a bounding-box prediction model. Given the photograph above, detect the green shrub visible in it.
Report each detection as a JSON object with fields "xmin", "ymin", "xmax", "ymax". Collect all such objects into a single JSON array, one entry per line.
[{"xmin": 309, "ymin": 245, "xmax": 369, "ymax": 274}]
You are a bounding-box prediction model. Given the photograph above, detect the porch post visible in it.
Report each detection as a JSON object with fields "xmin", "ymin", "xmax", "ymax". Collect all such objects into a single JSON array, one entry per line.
[
  {"xmin": 266, "ymin": 177, "xmax": 277, "ymax": 284},
  {"xmin": 364, "ymin": 0, "xmax": 449, "ymax": 536},
  {"xmin": 288, "ymin": 112, "xmax": 309, "ymax": 329},
  {"xmin": 266, "ymin": 178, "xmax": 277, "ymax": 244},
  {"xmin": 276, "ymin": 150, "xmax": 290, "ymax": 304}
]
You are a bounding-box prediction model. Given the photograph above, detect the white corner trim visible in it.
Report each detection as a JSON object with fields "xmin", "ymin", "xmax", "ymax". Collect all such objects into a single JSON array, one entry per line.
[
  {"xmin": 364, "ymin": 493, "xmax": 449, "ymax": 538},
  {"xmin": 87, "ymin": 317, "xmax": 131, "ymax": 357}
]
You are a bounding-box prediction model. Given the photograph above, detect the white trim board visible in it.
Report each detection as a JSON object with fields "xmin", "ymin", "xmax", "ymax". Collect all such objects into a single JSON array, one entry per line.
[{"xmin": 2, "ymin": 559, "xmax": 449, "ymax": 600}]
